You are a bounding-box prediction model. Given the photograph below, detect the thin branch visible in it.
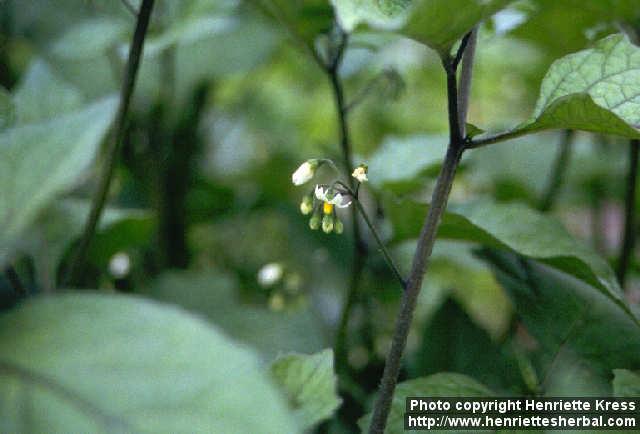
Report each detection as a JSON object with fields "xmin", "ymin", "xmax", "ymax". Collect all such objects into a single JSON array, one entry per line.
[
  {"xmin": 617, "ymin": 139, "xmax": 640, "ymax": 288},
  {"xmin": 344, "ymin": 72, "xmax": 386, "ymax": 113},
  {"xmin": 368, "ymin": 38, "xmax": 477, "ymax": 433},
  {"xmin": 4, "ymin": 265, "xmax": 26, "ymax": 296},
  {"xmin": 466, "ymin": 128, "xmax": 529, "ymax": 149},
  {"xmin": 538, "ymin": 130, "xmax": 574, "ymax": 212},
  {"xmin": 65, "ymin": 0, "xmax": 155, "ymax": 285}
]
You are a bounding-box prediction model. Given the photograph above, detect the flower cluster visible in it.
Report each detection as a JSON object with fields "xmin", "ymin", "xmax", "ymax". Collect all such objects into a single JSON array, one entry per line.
[{"xmin": 291, "ymin": 159, "xmax": 368, "ymax": 234}]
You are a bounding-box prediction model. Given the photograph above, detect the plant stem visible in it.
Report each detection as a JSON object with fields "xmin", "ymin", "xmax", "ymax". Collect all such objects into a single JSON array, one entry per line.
[
  {"xmin": 353, "ymin": 198, "xmax": 406, "ymax": 289},
  {"xmin": 457, "ymin": 27, "xmax": 478, "ymax": 137},
  {"xmin": 368, "ymin": 44, "xmax": 475, "ymax": 432},
  {"xmin": 4, "ymin": 265, "xmax": 26, "ymax": 296},
  {"xmin": 538, "ymin": 130, "xmax": 574, "ymax": 212},
  {"xmin": 617, "ymin": 139, "xmax": 640, "ymax": 288},
  {"xmin": 467, "ymin": 128, "xmax": 529, "ymax": 149},
  {"xmin": 65, "ymin": 0, "xmax": 155, "ymax": 285}
]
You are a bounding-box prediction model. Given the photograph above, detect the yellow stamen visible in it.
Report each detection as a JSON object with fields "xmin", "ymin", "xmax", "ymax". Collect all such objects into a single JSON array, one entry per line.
[{"xmin": 323, "ymin": 202, "xmax": 334, "ymax": 214}]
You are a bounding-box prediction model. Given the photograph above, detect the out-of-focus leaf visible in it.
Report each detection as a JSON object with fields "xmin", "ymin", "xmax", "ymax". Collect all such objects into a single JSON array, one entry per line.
[
  {"xmin": 142, "ymin": 271, "xmax": 325, "ymax": 360},
  {"xmin": 412, "ymin": 298, "xmax": 524, "ymax": 393},
  {"xmin": 498, "ymin": 34, "xmax": 640, "ymax": 139},
  {"xmin": 367, "ymin": 135, "xmax": 447, "ymax": 189},
  {"xmin": 0, "ymin": 96, "xmax": 118, "ymax": 267},
  {"xmin": 0, "ymin": 293, "xmax": 296, "ymax": 433},
  {"xmin": 19, "ymin": 200, "xmax": 152, "ymax": 290},
  {"xmin": 384, "ymin": 199, "xmax": 634, "ymax": 323},
  {"xmin": 12, "ymin": 60, "xmax": 84, "ymax": 124},
  {"xmin": 270, "ymin": 349, "xmax": 341, "ymax": 429},
  {"xmin": 0, "ymin": 87, "xmax": 13, "ymax": 130},
  {"xmin": 254, "ymin": 0, "xmax": 334, "ymax": 46},
  {"xmin": 613, "ymin": 369, "xmax": 640, "ymax": 397},
  {"xmin": 359, "ymin": 373, "xmax": 492, "ymax": 433},
  {"xmin": 330, "ymin": 0, "xmax": 409, "ymax": 33},
  {"xmin": 143, "ymin": 16, "xmax": 235, "ymax": 58},
  {"xmin": 51, "ymin": 18, "xmax": 128, "ymax": 60},
  {"xmin": 480, "ymin": 250, "xmax": 640, "ymax": 392}
]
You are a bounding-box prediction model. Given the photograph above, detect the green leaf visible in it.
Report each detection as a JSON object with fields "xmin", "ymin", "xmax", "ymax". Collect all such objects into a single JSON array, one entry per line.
[
  {"xmin": 613, "ymin": 369, "xmax": 640, "ymax": 397},
  {"xmin": 142, "ymin": 271, "xmax": 326, "ymax": 360},
  {"xmin": 270, "ymin": 349, "xmax": 341, "ymax": 429},
  {"xmin": 465, "ymin": 122, "xmax": 485, "ymax": 138},
  {"xmin": 0, "ymin": 96, "xmax": 118, "ymax": 267},
  {"xmin": 367, "ymin": 135, "xmax": 447, "ymax": 189},
  {"xmin": 384, "ymin": 198, "xmax": 634, "ymax": 324},
  {"xmin": 51, "ymin": 18, "xmax": 128, "ymax": 60},
  {"xmin": 359, "ymin": 373, "xmax": 492, "ymax": 433},
  {"xmin": 0, "ymin": 293, "xmax": 296, "ymax": 433},
  {"xmin": 331, "ymin": 0, "xmax": 511, "ymax": 55},
  {"xmin": 254, "ymin": 0, "xmax": 334, "ymax": 46},
  {"xmin": 480, "ymin": 250, "xmax": 640, "ymax": 394},
  {"xmin": 12, "ymin": 60, "xmax": 84, "ymax": 124},
  {"xmin": 402, "ymin": 0, "xmax": 512, "ymax": 55},
  {"xmin": 411, "ymin": 298, "xmax": 523, "ymax": 393},
  {"xmin": 330, "ymin": 0, "xmax": 409, "ymax": 33},
  {"xmin": 514, "ymin": 34, "xmax": 640, "ymax": 138}
]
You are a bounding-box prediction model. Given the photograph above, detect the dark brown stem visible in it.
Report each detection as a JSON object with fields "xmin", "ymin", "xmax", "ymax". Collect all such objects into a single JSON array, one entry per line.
[
  {"xmin": 538, "ymin": 130, "xmax": 574, "ymax": 212},
  {"xmin": 65, "ymin": 0, "xmax": 155, "ymax": 285},
  {"xmin": 617, "ymin": 139, "xmax": 640, "ymax": 288},
  {"xmin": 367, "ymin": 44, "xmax": 475, "ymax": 432}
]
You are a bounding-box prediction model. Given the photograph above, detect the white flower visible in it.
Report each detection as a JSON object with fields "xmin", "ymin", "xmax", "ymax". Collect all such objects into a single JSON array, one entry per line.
[
  {"xmin": 257, "ymin": 262, "xmax": 283, "ymax": 287},
  {"xmin": 352, "ymin": 164, "xmax": 368, "ymax": 182},
  {"xmin": 291, "ymin": 159, "xmax": 319, "ymax": 186},
  {"xmin": 314, "ymin": 185, "xmax": 352, "ymax": 208},
  {"xmin": 109, "ymin": 252, "xmax": 131, "ymax": 279}
]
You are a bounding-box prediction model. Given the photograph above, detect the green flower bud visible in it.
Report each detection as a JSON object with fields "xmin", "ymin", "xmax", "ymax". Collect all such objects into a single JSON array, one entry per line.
[
  {"xmin": 322, "ymin": 214, "xmax": 334, "ymax": 234},
  {"xmin": 309, "ymin": 213, "xmax": 321, "ymax": 230},
  {"xmin": 334, "ymin": 218, "xmax": 344, "ymax": 234},
  {"xmin": 299, "ymin": 195, "xmax": 313, "ymax": 215}
]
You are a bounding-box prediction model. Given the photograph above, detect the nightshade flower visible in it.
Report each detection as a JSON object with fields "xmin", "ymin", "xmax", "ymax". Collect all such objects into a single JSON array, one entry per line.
[
  {"xmin": 291, "ymin": 159, "xmax": 319, "ymax": 185},
  {"xmin": 299, "ymin": 195, "xmax": 314, "ymax": 215},
  {"xmin": 352, "ymin": 164, "xmax": 368, "ymax": 182},
  {"xmin": 314, "ymin": 185, "xmax": 352, "ymax": 208}
]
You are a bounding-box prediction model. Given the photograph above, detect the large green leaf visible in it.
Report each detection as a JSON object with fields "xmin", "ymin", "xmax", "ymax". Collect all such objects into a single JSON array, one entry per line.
[
  {"xmin": 142, "ymin": 271, "xmax": 325, "ymax": 361},
  {"xmin": 497, "ymin": 34, "xmax": 640, "ymax": 139},
  {"xmin": 402, "ymin": 0, "xmax": 512, "ymax": 54},
  {"xmin": 330, "ymin": 0, "xmax": 511, "ymax": 55},
  {"xmin": 0, "ymin": 96, "xmax": 118, "ymax": 267},
  {"xmin": 480, "ymin": 250, "xmax": 640, "ymax": 394},
  {"xmin": 359, "ymin": 373, "xmax": 492, "ymax": 433},
  {"xmin": 613, "ymin": 369, "xmax": 640, "ymax": 397},
  {"xmin": 270, "ymin": 349, "xmax": 341, "ymax": 429},
  {"xmin": 0, "ymin": 294, "xmax": 296, "ymax": 433},
  {"xmin": 384, "ymin": 198, "xmax": 633, "ymax": 323}
]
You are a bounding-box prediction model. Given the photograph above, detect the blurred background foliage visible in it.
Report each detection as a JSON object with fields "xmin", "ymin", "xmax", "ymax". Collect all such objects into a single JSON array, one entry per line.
[{"xmin": 2, "ymin": 0, "xmax": 640, "ymax": 432}]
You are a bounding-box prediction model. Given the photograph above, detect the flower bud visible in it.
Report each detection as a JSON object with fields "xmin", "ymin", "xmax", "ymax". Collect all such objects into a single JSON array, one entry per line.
[
  {"xmin": 322, "ymin": 214, "xmax": 334, "ymax": 234},
  {"xmin": 334, "ymin": 218, "xmax": 344, "ymax": 234},
  {"xmin": 352, "ymin": 164, "xmax": 368, "ymax": 183},
  {"xmin": 292, "ymin": 159, "xmax": 319, "ymax": 186},
  {"xmin": 309, "ymin": 213, "xmax": 321, "ymax": 230},
  {"xmin": 299, "ymin": 195, "xmax": 313, "ymax": 215}
]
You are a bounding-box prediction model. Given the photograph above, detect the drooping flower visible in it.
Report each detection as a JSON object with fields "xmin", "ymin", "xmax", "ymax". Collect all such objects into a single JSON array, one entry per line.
[
  {"xmin": 314, "ymin": 185, "xmax": 352, "ymax": 208},
  {"xmin": 291, "ymin": 159, "xmax": 319, "ymax": 185},
  {"xmin": 352, "ymin": 164, "xmax": 368, "ymax": 183}
]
